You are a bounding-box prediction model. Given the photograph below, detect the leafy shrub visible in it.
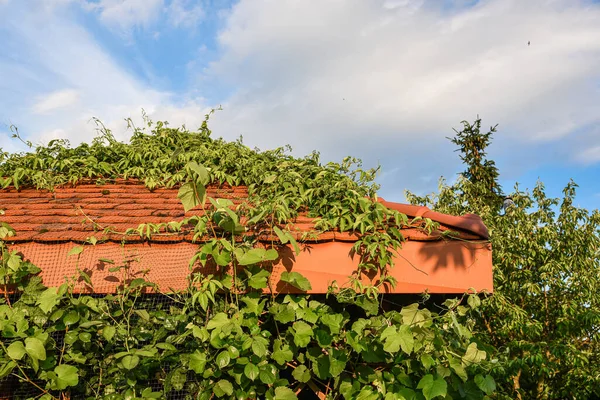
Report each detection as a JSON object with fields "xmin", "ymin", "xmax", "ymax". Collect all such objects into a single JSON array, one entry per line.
[{"xmin": 0, "ymin": 114, "xmax": 495, "ymax": 399}]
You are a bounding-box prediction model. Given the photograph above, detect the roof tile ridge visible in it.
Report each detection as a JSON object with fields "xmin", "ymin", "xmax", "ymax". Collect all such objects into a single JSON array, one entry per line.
[{"xmin": 377, "ymin": 198, "xmax": 489, "ymax": 240}]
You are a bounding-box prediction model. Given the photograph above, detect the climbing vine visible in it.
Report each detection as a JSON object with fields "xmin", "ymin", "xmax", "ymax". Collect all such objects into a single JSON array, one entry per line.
[{"xmin": 0, "ymin": 113, "xmax": 495, "ymax": 399}]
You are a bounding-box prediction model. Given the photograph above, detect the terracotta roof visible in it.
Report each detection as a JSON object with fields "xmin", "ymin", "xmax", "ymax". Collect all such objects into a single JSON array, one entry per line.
[
  {"xmin": 0, "ymin": 181, "xmax": 489, "ymax": 243},
  {"xmin": 0, "ymin": 181, "xmax": 493, "ymax": 294}
]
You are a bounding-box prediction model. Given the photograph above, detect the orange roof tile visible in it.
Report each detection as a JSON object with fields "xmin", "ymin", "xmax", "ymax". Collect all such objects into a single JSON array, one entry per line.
[
  {"xmin": 0, "ymin": 181, "xmax": 493, "ymax": 294},
  {"xmin": 0, "ymin": 181, "xmax": 488, "ymax": 243}
]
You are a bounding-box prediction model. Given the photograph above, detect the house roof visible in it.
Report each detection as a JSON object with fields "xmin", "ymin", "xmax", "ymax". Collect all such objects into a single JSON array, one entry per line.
[
  {"xmin": 0, "ymin": 181, "xmax": 493, "ymax": 294},
  {"xmin": 0, "ymin": 180, "xmax": 488, "ymax": 243}
]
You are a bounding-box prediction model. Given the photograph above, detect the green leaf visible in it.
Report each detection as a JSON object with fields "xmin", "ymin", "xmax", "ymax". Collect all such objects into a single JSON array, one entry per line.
[
  {"xmin": 417, "ymin": 374, "xmax": 447, "ymax": 400},
  {"xmin": 216, "ymin": 350, "xmax": 231, "ymax": 368},
  {"xmin": 134, "ymin": 349, "xmax": 156, "ymax": 357},
  {"xmin": 280, "ymin": 271, "xmax": 312, "ymax": 292},
  {"xmin": 236, "ymin": 248, "xmax": 277, "ymax": 266},
  {"xmin": 63, "ymin": 311, "xmax": 80, "ymax": 326},
  {"xmin": 214, "ymin": 211, "xmax": 244, "ymax": 234},
  {"xmin": 329, "ymin": 349, "xmax": 347, "ymax": 377},
  {"xmin": 273, "ymin": 226, "xmax": 289, "ymax": 243},
  {"xmin": 292, "ymin": 321, "xmax": 313, "ymax": 347},
  {"xmin": 244, "ymin": 363, "xmax": 260, "ymax": 381},
  {"xmin": 264, "ymin": 248, "xmax": 279, "ymax": 261},
  {"xmin": 312, "ymin": 355, "xmax": 330, "ymax": 380},
  {"xmin": 68, "ymin": 245, "xmax": 84, "ymax": 256},
  {"xmin": 7, "ymin": 252, "xmax": 21, "ymax": 270},
  {"xmin": 381, "ymin": 325, "xmax": 413, "ymax": 354},
  {"xmin": 178, "ymin": 181, "xmax": 206, "ymax": 212},
  {"xmin": 320, "ymin": 313, "xmax": 344, "ymax": 334},
  {"xmin": 449, "ymin": 357, "xmax": 468, "ymax": 382},
  {"xmin": 420, "ymin": 354, "xmax": 435, "ymax": 370},
  {"xmin": 467, "ymin": 294, "xmax": 481, "ymax": 309},
  {"xmin": 66, "ymin": 351, "xmax": 86, "ymax": 364},
  {"xmin": 315, "ymin": 329, "xmax": 332, "ymax": 347},
  {"xmin": 213, "ymin": 249, "xmax": 232, "ymax": 266},
  {"xmin": 135, "ymin": 309, "xmax": 151, "ymax": 321},
  {"xmin": 292, "ymin": 364, "xmax": 311, "ymax": 383},
  {"xmin": 355, "ymin": 296, "xmax": 379, "ymax": 316},
  {"xmin": 0, "ymin": 361, "xmax": 16, "ymax": 379},
  {"xmin": 25, "ymin": 337, "xmax": 46, "ymax": 361},
  {"xmin": 121, "ymin": 355, "xmax": 140, "ymax": 370},
  {"xmin": 356, "ymin": 387, "xmax": 378, "ymax": 400},
  {"xmin": 6, "ymin": 341, "xmax": 26, "ymax": 360},
  {"xmin": 167, "ymin": 367, "xmax": 187, "ymax": 391},
  {"xmin": 129, "ymin": 278, "xmax": 148, "ymax": 289},
  {"xmin": 247, "ymin": 268, "xmax": 271, "ymax": 289},
  {"xmin": 264, "ymin": 174, "xmax": 277, "ymax": 184},
  {"xmin": 36, "ymin": 287, "xmax": 60, "ymax": 313},
  {"xmin": 141, "ymin": 388, "xmax": 162, "ymax": 399},
  {"xmin": 272, "ymin": 342, "xmax": 293, "ymax": 365},
  {"xmin": 78, "ymin": 320, "xmax": 102, "ymax": 329},
  {"xmin": 400, "ymin": 303, "xmax": 425, "ymax": 325},
  {"xmin": 214, "ymin": 379, "xmax": 234, "ymax": 397},
  {"xmin": 207, "ymin": 313, "xmax": 229, "ymax": 330},
  {"xmin": 157, "ymin": 342, "xmax": 177, "ymax": 351},
  {"xmin": 259, "ymin": 365, "xmax": 277, "ymax": 384},
  {"xmin": 462, "ymin": 343, "xmax": 486, "ymax": 366},
  {"xmin": 103, "ymin": 326, "xmax": 116, "ymax": 342},
  {"xmin": 78, "ymin": 332, "xmax": 92, "ymax": 343},
  {"xmin": 228, "ymin": 346, "xmax": 239, "ymax": 360},
  {"xmin": 187, "ymin": 161, "xmax": 210, "ymax": 185},
  {"xmin": 274, "ymin": 387, "xmax": 298, "ymax": 400},
  {"xmin": 189, "ymin": 351, "xmax": 207, "ymax": 374},
  {"xmin": 241, "ymin": 295, "xmax": 263, "ymax": 315},
  {"xmin": 396, "ymin": 388, "xmax": 417, "ymax": 400},
  {"xmin": 475, "ymin": 374, "xmax": 496, "ymax": 395},
  {"xmin": 252, "ymin": 338, "xmax": 268, "ymax": 357},
  {"xmin": 192, "ymin": 325, "xmax": 209, "ymax": 341},
  {"xmin": 288, "ymin": 235, "xmax": 301, "ymax": 255},
  {"xmin": 272, "ymin": 303, "xmax": 296, "ymax": 323},
  {"xmin": 54, "ymin": 364, "xmax": 79, "ymax": 389}
]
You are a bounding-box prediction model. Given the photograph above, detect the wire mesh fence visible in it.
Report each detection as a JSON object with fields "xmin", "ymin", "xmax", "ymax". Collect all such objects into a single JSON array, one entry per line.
[{"xmin": 0, "ymin": 290, "xmax": 446, "ymax": 400}]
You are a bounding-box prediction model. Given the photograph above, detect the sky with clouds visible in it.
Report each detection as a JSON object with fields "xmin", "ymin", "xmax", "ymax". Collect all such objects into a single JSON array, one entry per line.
[{"xmin": 1, "ymin": 0, "xmax": 600, "ymax": 208}]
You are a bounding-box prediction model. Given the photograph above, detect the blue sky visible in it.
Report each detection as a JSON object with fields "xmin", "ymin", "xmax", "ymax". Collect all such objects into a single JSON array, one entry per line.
[{"xmin": 1, "ymin": 0, "xmax": 600, "ymax": 209}]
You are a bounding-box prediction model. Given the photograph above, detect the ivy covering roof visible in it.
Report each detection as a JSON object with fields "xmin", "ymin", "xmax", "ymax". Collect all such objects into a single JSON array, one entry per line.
[
  {"xmin": 0, "ymin": 116, "xmax": 492, "ymax": 294},
  {"xmin": 0, "ymin": 181, "xmax": 488, "ymax": 244}
]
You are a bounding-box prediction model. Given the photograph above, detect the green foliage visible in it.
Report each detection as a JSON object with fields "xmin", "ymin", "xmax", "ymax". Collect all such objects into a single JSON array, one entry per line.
[
  {"xmin": 0, "ymin": 114, "xmax": 495, "ymax": 398},
  {"xmin": 447, "ymin": 119, "xmax": 502, "ymax": 210},
  {"xmin": 407, "ymin": 118, "xmax": 600, "ymax": 399},
  {"xmin": 0, "ymin": 244, "xmax": 494, "ymax": 399}
]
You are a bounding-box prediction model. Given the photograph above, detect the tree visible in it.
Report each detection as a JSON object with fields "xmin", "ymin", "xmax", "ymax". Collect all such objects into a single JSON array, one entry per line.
[
  {"xmin": 448, "ymin": 119, "xmax": 503, "ymax": 211},
  {"xmin": 407, "ymin": 119, "xmax": 600, "ymax": 399}
]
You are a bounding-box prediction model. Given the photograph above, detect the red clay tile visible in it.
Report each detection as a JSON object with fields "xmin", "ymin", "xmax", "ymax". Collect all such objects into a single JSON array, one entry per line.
[
  {"xmin": 0, "ymin": 182, "xmax": 493, "ymax": 294},
  {"xmin": 333, "ymin": 231, "xmax": 361, "ymax": 242}
]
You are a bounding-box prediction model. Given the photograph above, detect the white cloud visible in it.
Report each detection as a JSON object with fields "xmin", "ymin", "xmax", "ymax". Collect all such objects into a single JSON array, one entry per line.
[
  {"xmin": 195, "ymin": 0, "xmax": 600, "ymax": 196},
  {"xmin": 2, "ymin": 0, "xmax": 600, "ymax": 203},
  {"xmin": 82, "ymin": 0, "xmax": 204, "ymax": 34},
  {"xmin": 167, "ymin": 0, "xmax": 204, "ymax": 29},
  {"xmin": 0, "ymin": 3, "xmax": 209, "ymax": 147},
  {"xmin": 579, "ymin": 146, "xmax": 600, "ymax": 165},
  {"xmin": 83, "ymin": 0, "xmax": 164, "ymax": 33},
  {"xmin": 32, "ymin": 89, "xmax": 80, "ymax": 114}
]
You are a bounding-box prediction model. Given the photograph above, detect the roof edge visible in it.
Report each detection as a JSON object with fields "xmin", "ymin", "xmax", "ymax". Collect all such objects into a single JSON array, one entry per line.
[{"xmin": 378, "ymin": 199, "xmax": 490, "ymax": 240}]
